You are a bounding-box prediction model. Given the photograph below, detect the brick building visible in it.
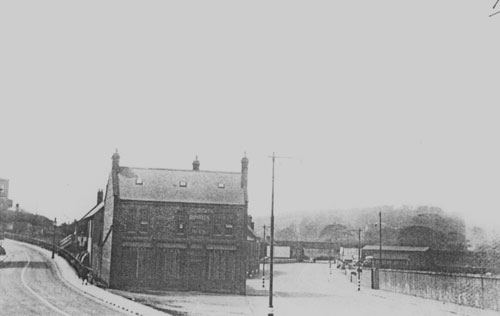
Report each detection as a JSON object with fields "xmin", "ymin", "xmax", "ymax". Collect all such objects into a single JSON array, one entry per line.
[
  {"xmin": 0, "ymin": 178, "xmax": 13, "ymax": 211},
  {"xmin": 93, "ymin": 152, "xmax": 250, "ymax": 294},
  {"xmin": 246, "ymin": 217, "xmax": 260, "ymax": 277},
  {"xmin": 77, "ymin": 190, "xmax": 105, "ymax": 270}
]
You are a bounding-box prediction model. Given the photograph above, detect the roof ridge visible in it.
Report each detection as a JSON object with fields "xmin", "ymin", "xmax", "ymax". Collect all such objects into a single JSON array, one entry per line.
[
  {"xmin": 121, "ymin": 166, "xmax": 241, "ymax": 175},
  {"xmin": 79, "ymin": 201, "xmax": 105, "ymax": 221}
]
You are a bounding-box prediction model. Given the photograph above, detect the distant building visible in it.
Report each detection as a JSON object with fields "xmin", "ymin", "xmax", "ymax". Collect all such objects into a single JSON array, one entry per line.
[
  {"xmin": 340, "ymin": 247, "xmax": 360, "ymax": 261},
  {"xmin": 0, "ymin": 178, "xmax": 13, "ymax": 211},
  {"xmin": 89, "ymin": 152, "xmax": 250, "ymax": 294},
  {"xmin": 77, "ymin": 190, "xmax": 105, "ymax": 269},
  {"xmin": 246, "ymin": 217, "xmax": 260, "ymax": 277},
  {"xmin": 362, "ymin": 245, "xmax": 431, "ymax": 269}
]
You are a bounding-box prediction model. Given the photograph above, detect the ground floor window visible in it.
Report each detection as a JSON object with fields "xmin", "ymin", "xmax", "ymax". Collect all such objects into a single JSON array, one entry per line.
[
  {"xmin": 208, "ymin": 249, "xmax": 236, "ymax": 281},
  {"xmin": 158, "ymin": 248, "xmax": 184, "ymax": 280},
  {"xmin": 122, "ymin": 247, "xmax": 156, "ymax": 280}
]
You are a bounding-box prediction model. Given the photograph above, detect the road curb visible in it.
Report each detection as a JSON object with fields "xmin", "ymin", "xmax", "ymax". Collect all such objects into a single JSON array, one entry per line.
[
  {"xmin": 8, "ymin": 239, "xmax": 169, "ymax": 316},
  {"xmin": 50, "ymin": 249, "xmax": 166, "ymax": 316}
]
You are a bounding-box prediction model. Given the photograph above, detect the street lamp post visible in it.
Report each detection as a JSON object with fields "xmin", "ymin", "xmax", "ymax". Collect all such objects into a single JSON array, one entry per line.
[
  {"xmin": 329, "ymin": 238, "xmax": 332, "ymax": 275},
  {"xmin": 51, "ymin": 217, "xmax": 57, "ymax": 259},
  {"xmin": 262, "ymin": 224, "xmax": 266, "ymax": 288}
]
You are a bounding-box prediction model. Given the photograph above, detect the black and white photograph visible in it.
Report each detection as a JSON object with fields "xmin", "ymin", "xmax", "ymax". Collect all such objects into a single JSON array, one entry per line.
[{"xmin": 1, "ymin": 1, "xmax": 499, "ymax": 315}]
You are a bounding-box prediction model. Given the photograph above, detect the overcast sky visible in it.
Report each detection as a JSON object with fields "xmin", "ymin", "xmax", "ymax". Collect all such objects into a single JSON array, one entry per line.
[{"xmin": 1, "ymin": 1, "xmax": 499, "ymax": 229}]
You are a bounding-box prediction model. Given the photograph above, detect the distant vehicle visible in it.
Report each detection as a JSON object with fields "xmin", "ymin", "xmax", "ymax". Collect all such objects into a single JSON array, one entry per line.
[{"xmin": 363, "ymin": 256, "xmax": 373, "ymax": 268}]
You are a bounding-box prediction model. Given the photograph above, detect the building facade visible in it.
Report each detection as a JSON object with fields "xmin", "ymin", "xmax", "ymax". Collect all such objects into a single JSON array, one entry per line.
[
  {"xmin": 93, "ymin": 152, "xmax": 249, "ymax": 294},
  {"xmin": 77, "ymin": 190, "xmax": 105, "ymax": 272},
  {"xmin": 245, "ymin": 218, "xmax": 260, "ymax": 277},
  {"xmin": 0, "ymin": 178, "xmax": 13, "ymax": 211}
]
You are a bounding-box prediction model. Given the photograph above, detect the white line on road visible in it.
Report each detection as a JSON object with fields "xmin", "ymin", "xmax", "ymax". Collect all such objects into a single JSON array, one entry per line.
[{"xmin": 21, "ymin": 251, "xmax": 72, "ymax": 316}]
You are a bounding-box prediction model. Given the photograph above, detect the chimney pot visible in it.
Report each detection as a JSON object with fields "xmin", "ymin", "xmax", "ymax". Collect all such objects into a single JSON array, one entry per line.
[
  {"xmin": 97, "ymin": 189, "xmax": 104, "ymax": 204},
  {"xmin": 193, "ymin": 156, "xmax": 200, "ymax": 171}
]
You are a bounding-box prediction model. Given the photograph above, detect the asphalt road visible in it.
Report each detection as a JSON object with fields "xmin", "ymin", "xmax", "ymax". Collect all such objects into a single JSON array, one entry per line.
[{"xmin": 0, "ymin": 239, "xmax": 127, "ymax": 316}]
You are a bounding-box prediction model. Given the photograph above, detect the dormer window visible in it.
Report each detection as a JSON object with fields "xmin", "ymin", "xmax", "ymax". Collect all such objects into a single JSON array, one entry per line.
[
  {"xmin": 136, "ymin": 177, "xmax": 143, "ymax": 185},
  {"xmin": 179, "ymin": 181, "xmax": 187, "ymax": 187},
  {"xmin": 218, "ymin": 183, "xmax": 225, "ymax": 189}
]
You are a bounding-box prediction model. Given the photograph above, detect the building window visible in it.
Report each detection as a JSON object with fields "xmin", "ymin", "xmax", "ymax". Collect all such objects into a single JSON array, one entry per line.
[
  {"xmin": 208, "ymin": 250, "xmax": 236, "ymax": 281},
  {"xmin": 225, "ymin": 214, "xmax": 235, "ymax": 236},
  {"xmin": 124, "ymin": 208, "xmax": 137, "ymax": 233},
  {"xmin": 218, "ymin": 183, "xmax": 225, "ymax": 189},
  {"xmin": 139, "ymin": 209, "xmax": 149, "ymax": 233},
  {"xmin": 225, "ymin": 224, "xmax": 234, "ymax": 236},
  {"xmin": 213, "ymin": 213, "xmax": 234, "ymax": 236},
  {"xmin": 176, "ymin": 211, "xmax": 187, "ymax": 233},
  {"xmin": 161, "ymin": 248, "xmax": 184, "ymax": 279},
  {"xmin": 213, "ymin": 213, "xmax": 224, "ymax": 235},
  {"xmin": 137, "ymin": 247, "xmax": 155, "ymax": 280}
]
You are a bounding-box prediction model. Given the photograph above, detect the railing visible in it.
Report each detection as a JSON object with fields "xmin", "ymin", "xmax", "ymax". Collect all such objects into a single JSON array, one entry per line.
[{"xmin": 4, "ymin": 232, "xmax": 101, "ymax": 285}]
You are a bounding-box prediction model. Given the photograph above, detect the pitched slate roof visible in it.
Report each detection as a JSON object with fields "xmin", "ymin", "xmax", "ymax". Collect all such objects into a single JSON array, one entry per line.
[
  {"xmin": 247, "ymin": 226, "xmax": 258, "ymax": 241},
  {"xmin": 80, "ymin": 201, "xmax": 104, "ymax": 221},
  {"xmin": 117, "ymin": 167, "xmax": 246, "ymax": 205},
  {"xmin": 362, "ymin": 245, "xmax": 429, "ymax": 252}
]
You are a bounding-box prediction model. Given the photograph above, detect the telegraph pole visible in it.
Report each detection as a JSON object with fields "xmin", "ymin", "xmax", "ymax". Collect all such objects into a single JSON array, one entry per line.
[
  {"xmin": 51, "ymin": 217, "xmax": 57, "ymax": 259},
  {"xmin": 379, "ymin": 211, "xmax": 382, "ymax": 267},
  {"xmin": 267, "ymin": 153, "xmax": 295, "ymax": 316},
  {"xmin": 357, "ymin": 228, "xmax": 361, "ymax": 291},
  {"xmin": 269, "ymin": 153, "xmax": 276, "ymax": 316},
  {"xmin": 262, "ymin": 224, "xmax": 266, "ymax": 288}
]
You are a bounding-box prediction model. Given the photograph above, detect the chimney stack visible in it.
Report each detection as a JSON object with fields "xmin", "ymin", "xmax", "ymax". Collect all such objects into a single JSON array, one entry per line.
[
  {"xmin": 111, "ymin": 150, "xmax": 120, "ymax": 197},
  {"xmin": 241, "ymin": 153, "xmax": 249, "ymax": 189},
  {"xmin": 192, "ymin": 156, "xmax": 200, "ymax": 171},
  {"xmin": 112, "ymin": 149, "xmax": 120, "ymax": 171},
  {"xmin": 248, "ymin": 215, "xmax": 254, "ymax": 230},
  {"xmin": 97, "ymin": 189, "xmax": 104, "ymax": 204}
]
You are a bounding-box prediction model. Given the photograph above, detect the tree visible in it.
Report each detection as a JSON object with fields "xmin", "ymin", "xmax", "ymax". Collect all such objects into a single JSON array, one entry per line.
[
  {"xmin": 298, "ymin": 218, "xmax": 320, "ymax": 241},
  {"xmin": 275, "ymin": 224, "xmax": 298, "ymax": 241},
  {"xmin": 408, "ymin": 212, "xmax": 467, "ymax": 250},
  {"xmin": 318, "ymin": 223, "xmax": 347, "ymax": 242},
  {"xmin": 398, "ymin": 226, "xmax": 444, "ymax": 248}
]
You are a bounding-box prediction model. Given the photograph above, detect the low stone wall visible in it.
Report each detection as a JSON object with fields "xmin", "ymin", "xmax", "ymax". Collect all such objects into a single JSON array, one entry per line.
[
  {"xmin": 346, "ymin": 268, "xmax": 373, "ymax": 288},
  {"xmin": 379, "ymin": 269, "xmax": 500, "ymax": 312}
]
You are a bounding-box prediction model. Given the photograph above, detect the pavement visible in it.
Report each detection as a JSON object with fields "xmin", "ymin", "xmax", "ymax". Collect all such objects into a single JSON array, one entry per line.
[
  {"xmin": 0, "ymin": 239, "xmax": 170, "ymax": 316},
  {"xmin": 113, "ymin": 262, "xmax": 500, "ymax": 316}
]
